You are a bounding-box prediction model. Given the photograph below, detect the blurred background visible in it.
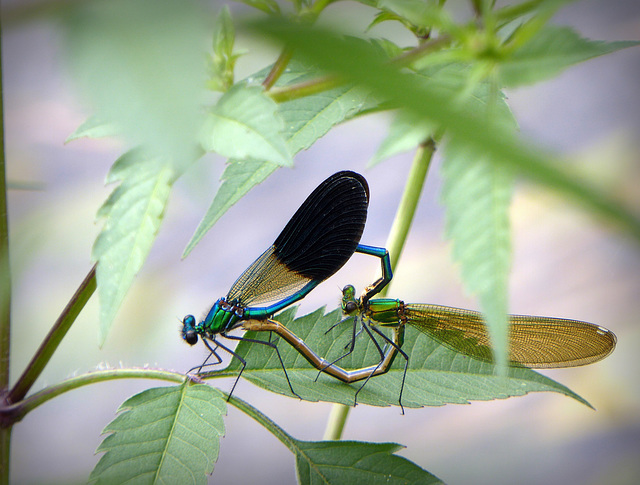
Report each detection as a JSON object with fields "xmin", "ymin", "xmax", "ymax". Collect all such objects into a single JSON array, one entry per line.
[{"xmin": 3, "ymin": 0, "xmax": 639, "ymax": 483}]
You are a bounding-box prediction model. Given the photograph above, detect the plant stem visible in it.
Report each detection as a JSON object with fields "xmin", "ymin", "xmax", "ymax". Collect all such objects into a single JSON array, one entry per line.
[
  {"xmin": 381, "ymin": 139, "xmax": 436, "ymax": 293},
  {"xmin": 269, "ymin": 75, "xmax": 341, "ymax": 103},
  {"xmin": 0, "ymin": 24, "xmax": 9, "ymax": 396},
  {"xmin": 390, "ymin": 35, "xmax": 451, "ymax": 69},
  {"xmin": 262, "ymin": 47, "xmax": 293, "ymax": 91},
  {"xmin": 268, "ymin": 36, "xmax": 450, "ymax": 104},
  {"xmin": 323, "ymin": 141, "xmax": 436, "ymax": 440},
  {"xmin": 0, "ymin": 20, "xmax": 11, "ymax": 483},
  {"xmin": 1, "ymin": 368, "xmax": 185, "ymax": 425},
  {"xmin": 7, "ymin": 265, "xmax": 96, "ymax": 403},
  {"xmin": 322, "ymin": 402, "xmax": 349, "ymax": 440},
  {"xmin": 0, "ymin": 426, "xmax": 9, "ymax": 485},
  {"xmin": 227, "ymin": 394, "xmax": 298, "ymax": 452}
]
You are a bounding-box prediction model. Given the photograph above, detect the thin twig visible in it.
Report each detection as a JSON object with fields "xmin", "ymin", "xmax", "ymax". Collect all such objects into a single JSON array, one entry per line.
[
  {"xmin": 262, "ymin": 47, "xmax": 294, "ymax": 90},
  {"xmin": 0, "ymin": 17, "xmax": 11, "ymax": 484},
  {"xmin": 2, "ymin": 368, "xmax": 186, "ymax": 425},
  {"xmin": 268, "ymin": 36, "xmax": 451, "ymax": 104},
  {"xmin": 7, "ymin": 265, "xmax": 97, "ymax": 403},
  {"xmin": 382, "ymin": 139, "xmax": 436, "ymax": 287}
]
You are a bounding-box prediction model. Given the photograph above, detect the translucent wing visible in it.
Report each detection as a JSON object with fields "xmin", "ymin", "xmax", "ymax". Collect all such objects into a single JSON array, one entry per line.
[
  {"xmin": 403, "ymin": 304, "xmax": 617, "ymax": 368},
  {"xmin": 226, "ymin": 245, "xmax": 312, "ymax": 306}
]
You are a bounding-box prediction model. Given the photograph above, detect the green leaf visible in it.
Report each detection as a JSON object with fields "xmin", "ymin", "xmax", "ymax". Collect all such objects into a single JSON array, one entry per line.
[
  {"xmin": 367, "ymin": 11, "xmax": 406, "ymax": 32},
  {"xmin": 370, "ymin": 110, "xmax": 434, "ymax": 167},
  {"xmin": 495, "ymin": 0, "xmax": 577, "ymax": 26},
  {"xmin": 350, "ymin": 0, "xmax": 378, "ymax": 7},
  {"xmin": 222, "ymin": 307, "xmax": 590, "ymax": 409},
  {"xmin": 377, "ymin": 0, "xmax": 456, "ymax": 33},
  {"xmin": 62, "ymin": 0, "xmax": 207, "ymax": 161},
  {"xmin": 201, "ymin": 84, "xmax": 292, "ymax": 166},
  {"xmin": 90, "ymin": 383, "xmax": 226, "ymax": 485},
  {"xmin": 233, "ymin": 0, "xmax": 280, "ymax": 15},
  {"xmin": 500, "ymin": 25, "xmax": 639, "ymax": 87},
  {"xmin": 292, "ymin": 0, "xmax": 313, "ymax": 12},
  {"xmin": 369, "ymin": 38, "xmax": 406, "ymax": 59},
  {"xmin": 208, "ymin": 5, "xmax": 237, "ymax": 92},
  {"xmin": 442, "ymin": 138, "xmax": 513, "ymax": 370},
  {"xmin": 182, "ymin": 158, "xmax": 280, "ymax": 258},
  {"xmin": 230, "ymin": 395, "xmax": 443, "ymax": 484},
  {"xmin": 183, "ymin": 62, "xmax": 378, "ymax": 257},
  {"xmin": 428, "ymin": 66, "xmax": 517, "ymax": 370},
  {"xmin": 279, "ymin": 78, "xmax": 377, "ymax": 155},
  {"xmin": 92, "ymin": 150, "xmax": 175, "ymax": 345},
  {"xmin": 213, "ymin": 5, "xmax": 235, "ymax": 59},
  {"xmin": 65, "ymin": 115, "xmax": 119, "ymax": 143},
  {"xmin": 293, "ymin": 441, "xmax": 443, "ymax": 485},
  {"xmin": 247, "ymin": 19, "xmax": 640, "ymax": 243}
]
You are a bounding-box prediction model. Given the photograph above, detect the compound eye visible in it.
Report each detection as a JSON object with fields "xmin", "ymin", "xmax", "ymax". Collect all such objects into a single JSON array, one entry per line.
[
  {"xmin": 344, "ymin": 301, "xmax": 357, "ymax": 314},
  {"xmin": 184, "ymin": 330, "xmax": 198, "ymax": 346},
  {"xmin": 183, "ymin": 315, "xmax": 196, "ymax": 327},
  {"xmin": 342, "ymin": 285, "xmax": 356, "ymax": 298}
]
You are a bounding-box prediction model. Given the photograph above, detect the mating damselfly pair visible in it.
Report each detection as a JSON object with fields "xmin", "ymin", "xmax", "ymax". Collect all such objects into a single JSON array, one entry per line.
[{"xmin": 181, "ymin": 171, "xmax": 616, "ymax": 411}]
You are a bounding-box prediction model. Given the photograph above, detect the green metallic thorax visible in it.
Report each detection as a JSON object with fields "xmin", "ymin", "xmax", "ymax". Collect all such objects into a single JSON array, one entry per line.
[
  {"xmin": 341, "ymin": 284, "xmax": 407, "ymax": 327},
  {"xmin": 366, "ymin": 299, "xmax": 407, "ymax": 326},
  {"xmin": 201, "ymin": 297, "xmax": 279, "ymax": 336},
  {"xmin": 202, "ymin": 298, "xmax": 244, "ymax": 335}
]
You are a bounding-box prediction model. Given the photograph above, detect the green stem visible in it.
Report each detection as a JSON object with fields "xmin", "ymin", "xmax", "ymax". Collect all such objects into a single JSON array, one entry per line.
[
  {"xmin": 269, "ymin": 75, "xmax": 341, "ymax": 103},
  {"xmin": 268, "ymin": 36, "xmax": 451, "ymax": 104},
  {"xmin": 8, "ymin": 265, "xmax": 97, "ymax": 403},
  {"xmin": 381, "ymin": 139, "xmax": 436, "ymax": 292},
  {"xmin": 322, "ymin": 402, "xmax": 349, "ymax": 440},
  {"xmin": 0, "ymin": 427, "xmax": 9, "ymax": 485},
  {"xmin": 190, "ymin": 368, "xmax": 239, "ymax": 380},
  {"xmin": 0, "ymin": 19, "xmax": 10, "ymax": 483},
  {"xmin": 1, "ymin": 368, "xmax": 185, "ymax": 425},
  {"xmin": 323, "ymin": 141, "xmax": 436, "ymax": 440},
  {"xmin": 264, "ymin": 0, "xmax": 336, "ymax": 92},
  {"xmin": 262, "ymin": 47, "xmax": 294, "ymax": 91},
  {"xmin": 390, "ymin": 35, "xmax": 451, "ymax": 69},
  {"xmin": 0, "ymin": 16, "xmax": 9, "ymax": 394},
  {"xmin": 227, "ymin": 394, "xmax": 298, "ymax": 452}
]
